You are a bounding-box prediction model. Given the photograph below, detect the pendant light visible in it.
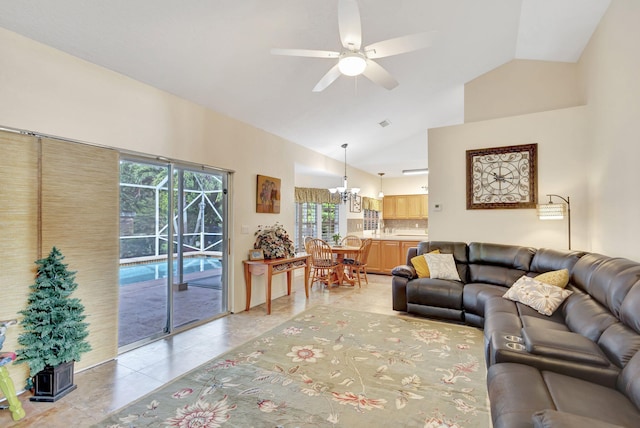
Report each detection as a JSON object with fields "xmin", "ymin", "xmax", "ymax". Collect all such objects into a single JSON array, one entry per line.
[{"xmin": 329, "ymin": 144, "xmax": 360, "ymax": 203}]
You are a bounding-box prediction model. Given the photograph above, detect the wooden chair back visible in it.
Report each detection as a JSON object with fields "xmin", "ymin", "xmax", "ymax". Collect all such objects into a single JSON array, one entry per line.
[{"xmin": 341, "ymin": 235, "xmax": 362, "ymax": 247}]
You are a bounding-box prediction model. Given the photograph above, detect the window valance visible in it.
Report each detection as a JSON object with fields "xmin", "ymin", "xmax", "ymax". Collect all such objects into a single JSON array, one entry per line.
[
  {"xmin": 362, "ymin": 197, "xmax": 382, "ymax": 212},
  {"xmin": 294, "ymin": 187, "xmax": 341, "ymax": 204},
  {"xmin": 295, "ymin": 188, "xmax": 381, "ymax": 211}
]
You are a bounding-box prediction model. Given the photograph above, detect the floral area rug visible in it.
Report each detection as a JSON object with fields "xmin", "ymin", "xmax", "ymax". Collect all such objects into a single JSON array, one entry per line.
[{"xmin": 94, "ymin": 306, "xmax": 491, "ymax": 427}]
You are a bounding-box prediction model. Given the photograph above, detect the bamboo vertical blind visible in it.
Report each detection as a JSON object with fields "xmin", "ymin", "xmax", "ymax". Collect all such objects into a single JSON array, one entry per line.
[
  {"xmin": 0, "ymin": 131, "xmax": 39, "ymax": 391},
  {"xmin": 41, "ymin": 138, "xmax": 119, "ymax": 370},
  {"xmin": 0, "ymin": 130, "xmax": 120, "ymax": 392}
]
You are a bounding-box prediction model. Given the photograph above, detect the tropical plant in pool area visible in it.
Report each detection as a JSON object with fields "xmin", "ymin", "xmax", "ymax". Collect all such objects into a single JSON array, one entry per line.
[{"xmin": 16, "ymin": 247, "xmax": 91, "ymax": 387}]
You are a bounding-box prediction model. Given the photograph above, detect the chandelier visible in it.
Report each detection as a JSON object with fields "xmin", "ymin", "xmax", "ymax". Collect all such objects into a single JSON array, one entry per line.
[{"xmin": 329, "ymin": 143, "xmax": 360, "ymax": 203}]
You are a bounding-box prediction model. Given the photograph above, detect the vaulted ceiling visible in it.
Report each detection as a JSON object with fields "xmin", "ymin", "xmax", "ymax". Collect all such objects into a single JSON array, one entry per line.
[{"xmin": 0, "ymin": 0, "xmax": 610, "ymax": 177}]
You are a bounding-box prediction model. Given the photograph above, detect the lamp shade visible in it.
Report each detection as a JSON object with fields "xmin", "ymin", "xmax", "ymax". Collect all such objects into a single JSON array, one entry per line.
[
  {"xmin": 537, "ymin": 203, "xmax": 566, "ymax": 220},
  {"xmin": 338, "ymin": 53, "xmax": 367, "ymax": 76}
]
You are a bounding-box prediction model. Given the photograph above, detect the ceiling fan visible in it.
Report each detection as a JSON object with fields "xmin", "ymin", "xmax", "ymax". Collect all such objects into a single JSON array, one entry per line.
[{"xmin": 271, "ymin": 0, "xmax": 435, "ymax": 92}]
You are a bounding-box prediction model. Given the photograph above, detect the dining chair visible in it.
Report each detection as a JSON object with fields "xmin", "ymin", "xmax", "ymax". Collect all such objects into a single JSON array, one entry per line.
[
  {"xmin": 344, "ymin": 238, "xmax": 372, "ymax": 287},
  {"xmin": 306, "ymin": 238, "xmax": 341, "ymax": 288},
  {"xmin": 340, "ymin": 235, "xmax": 362, "ymax": 247},
  {"xmin": 303, "ymin": 236, "xmax": 314, "ymax": 253}
]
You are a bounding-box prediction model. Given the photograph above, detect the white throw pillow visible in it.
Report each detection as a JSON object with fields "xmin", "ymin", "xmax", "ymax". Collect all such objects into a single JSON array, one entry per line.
[
  {"xmin": 503, "ymin": 276, "xmax": 573, "ymax": 316},
  {"xmin": 423, "ymin": 253, "xmax": 461, "ymax": 281}
]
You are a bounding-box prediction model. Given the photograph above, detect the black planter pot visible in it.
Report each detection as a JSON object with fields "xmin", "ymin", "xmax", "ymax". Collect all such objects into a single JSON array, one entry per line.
[{"xmin": 30, "ymin": 361, "xmax": 77, "ymax": 402}]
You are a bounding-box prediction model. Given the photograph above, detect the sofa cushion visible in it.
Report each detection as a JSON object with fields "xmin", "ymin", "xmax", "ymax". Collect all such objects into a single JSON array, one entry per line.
[
  {"xmin": 469, "ymin": 242, "xmax": 536, "ymax": 270},
  {"xmin": 488, "ymin": 363, "xmax": 640, "ymax": 428},
  {"xmin": 529, "ymin": 248, "xmax": 583, "ymax": 275},
  {"xmin": 504, "ymin": 276, "xmax": 572, "ymax": 316},
  {"xmin": 410, "ymin": 249, "xmax": 439, "ymax": 278},
  {"xmin": 406, "ymin": 278, "xmax": 463, "ymax": 309},
  {"xmin": 617, "ymin": 349, "xmax": 640, "ymax": 410},
  {"xmin": 418, "ymin": 241, "xmax": 469, "ymax": 281},
  {"xmin": 563, "ymin": 286, "xmax": 618, "ymax": 342},
  {"xmin": 424, "ymin": 253, "xmax": 461, "ymax": 280},
  {"xmin": 572, "ymin": 254, "xmax": 640, "ymax": 318},
  {"xmin": 598, "ymin": 322, "xmax": 640, "ymax": 368},
  {"xmin": 487, "ymin": 363, "xmax": 555, "ymax": 428},
  {"xmin": 620, "ymin": 282, "xmax": 640, "ymax": 334},
  {"xmin": 463, "ymin": 283, "xmax": 507, "ymax": 317},
  {"xmin": 535, "ymin": 269, "xmax": 569, "ymax": 288},
  {"xmin": 543, "ymin": 370, "xmax": 640, "ymax": 426}
]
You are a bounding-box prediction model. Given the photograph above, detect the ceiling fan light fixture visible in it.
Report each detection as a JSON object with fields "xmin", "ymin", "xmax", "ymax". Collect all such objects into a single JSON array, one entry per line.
[{"xmin": 338, "ymin": 52, "xmax": 367, "ymax": 76}]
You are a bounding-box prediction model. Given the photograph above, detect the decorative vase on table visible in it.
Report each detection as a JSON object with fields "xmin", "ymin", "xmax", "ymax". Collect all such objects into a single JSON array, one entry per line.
[{"xmin": 254, "ymin": 223, "xmax": 295, "ymax": 259}]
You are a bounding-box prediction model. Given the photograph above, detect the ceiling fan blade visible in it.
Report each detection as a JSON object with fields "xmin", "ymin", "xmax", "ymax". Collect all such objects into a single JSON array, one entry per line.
[
  {"xmin": 362, "ymin": 59, "xmax": 398, "ymax": 90},
  {"xmin": 338, "ymin": 0, "xmax": 362, "ymax": 50},
  {"xmin": 312, "ymin": 64, "xmax": 342, "ymax": 92},
  {"xmin": 271, "ymin": 48, "xmax": 340, "ymax": 58},
  {"xmin": 365, "ymin": 31, "xmax": 436, "ymax": 59}
]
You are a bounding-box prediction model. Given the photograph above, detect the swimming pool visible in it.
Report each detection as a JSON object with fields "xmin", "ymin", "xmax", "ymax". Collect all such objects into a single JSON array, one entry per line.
[{"xmin": 119, "ymin": 257, "xmax": 222, "ymax": 286}]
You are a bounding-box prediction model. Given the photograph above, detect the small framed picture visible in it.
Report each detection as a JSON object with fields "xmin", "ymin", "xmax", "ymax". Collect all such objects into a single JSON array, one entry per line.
[
  {"xmin": 249, "ymin": 249, "xmax": 264, "ymax": 260},
  {"xmin": 350, "ymin": 195, "xmax": 362, "ymax": 213}
]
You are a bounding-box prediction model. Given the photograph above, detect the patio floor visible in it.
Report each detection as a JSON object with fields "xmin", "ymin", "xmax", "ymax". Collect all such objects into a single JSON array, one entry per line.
[{"xmin": 118, "ymin": 270, "xmax": 224, "ymax": 347}]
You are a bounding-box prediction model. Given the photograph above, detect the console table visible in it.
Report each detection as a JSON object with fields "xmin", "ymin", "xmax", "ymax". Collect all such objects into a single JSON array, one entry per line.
[{"xmin": 243, "ymin": 255, "xmax": 311, "ymax": 314}]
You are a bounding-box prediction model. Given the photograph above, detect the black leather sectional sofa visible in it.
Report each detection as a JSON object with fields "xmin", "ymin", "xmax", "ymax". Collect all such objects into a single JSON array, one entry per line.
[{"xmin": 391, "ymin": 241, "xmax": 640, "ymax": 428}]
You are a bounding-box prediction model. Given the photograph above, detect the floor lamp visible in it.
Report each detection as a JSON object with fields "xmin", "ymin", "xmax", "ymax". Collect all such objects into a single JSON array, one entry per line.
[{"xmin": 537, "ymin": 194, "xmax": 571, "ymax": 250}]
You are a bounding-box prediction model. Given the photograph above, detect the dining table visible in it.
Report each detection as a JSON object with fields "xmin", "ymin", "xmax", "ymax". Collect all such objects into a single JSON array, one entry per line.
[{"xmin": 330, "ymin": 245, "xmax": 362, "ymax": 285}]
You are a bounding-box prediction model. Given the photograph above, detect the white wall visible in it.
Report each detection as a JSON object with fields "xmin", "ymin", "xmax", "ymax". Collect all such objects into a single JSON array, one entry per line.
[
  {"xmin": 579, "ymin": 0, "xmax": 640, "ymax": 260},
  {"xmin": 428, "ymin": 106, "xmax": 589, "ymax": 251},
  {"xmin": 427, "ymin": 0, "xmax": 640, "ymax": 261},
  {"xmin": 0, "ymin": 27, "xmax": 381, "ymax": 314}
]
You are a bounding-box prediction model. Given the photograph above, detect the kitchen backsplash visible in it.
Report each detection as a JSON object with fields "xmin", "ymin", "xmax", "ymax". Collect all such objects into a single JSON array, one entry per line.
[{"xmin": 347, "ymin": 218, "xmax": 428, "ymax": 234}]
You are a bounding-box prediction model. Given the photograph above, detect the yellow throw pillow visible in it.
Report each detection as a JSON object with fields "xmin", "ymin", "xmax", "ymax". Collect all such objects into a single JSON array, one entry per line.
[
  {"xmin": 411, "ymin": 249, "xmax": 440, "ymax": 278},
  {"xmin": 535, "ymin": 268, "xmax": 570, "ymax": 289}
]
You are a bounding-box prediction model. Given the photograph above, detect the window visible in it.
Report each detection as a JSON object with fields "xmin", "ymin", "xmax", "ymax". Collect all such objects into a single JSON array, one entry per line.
[
  {"xmin": 294, "ymin": 202, "xmax": 340, "ymax": 251},
  {"xmin": 321, "ymin": 203, "xmax": 339, "ymax": 241},
  {"xmin": 294, "ymin": 202, "xmax": 317, "ymax": 252},
  {"xmin": 363, "ymin": 209, "xmax": 380, "ymax": 231}
]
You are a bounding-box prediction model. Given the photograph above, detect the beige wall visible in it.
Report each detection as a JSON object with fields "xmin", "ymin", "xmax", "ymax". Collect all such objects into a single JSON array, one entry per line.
[
  {"xmin": 0, "ymin": 26, "xmax": 382, "ymax": 373},
  {"xmin": 465, "ymin": 59, "xmax": 585, "ymax": 122},
  {"xmin": 579, "ymin": 0, "xmax": 640, "ymax": 260},
  {"xmin": 428, "ymin": 106, "xmax": 589, "ymax": 250},
  {"xmin": 430, "ymin": 0, "xmax": 640, "ymax": 261}
]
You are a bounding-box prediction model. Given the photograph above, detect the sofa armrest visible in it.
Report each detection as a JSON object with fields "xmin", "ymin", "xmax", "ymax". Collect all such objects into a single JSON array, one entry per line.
[
  {"xmin": 391, "ymin": 264, "xmax": 416, "ymax": 280},
  {"xmin": 522, "ymin": 327, "xmax": 610, "ymax": 367},
  {"xmin": 532, "ymin": 409, "xmax": 626, "ymax": 428},
  {"xmin": 392, "ymin": 275, "xmax": 410, "ymax": 312},
  {"xmin": 405, "ymin": 247, "xmax": 418, "ymax": 265}
]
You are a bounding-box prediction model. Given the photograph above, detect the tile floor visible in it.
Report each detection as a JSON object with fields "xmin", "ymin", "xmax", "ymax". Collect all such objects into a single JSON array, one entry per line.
[{"xmin": 2, "ymin": 273, "xmax": 399, "ymax": 427}]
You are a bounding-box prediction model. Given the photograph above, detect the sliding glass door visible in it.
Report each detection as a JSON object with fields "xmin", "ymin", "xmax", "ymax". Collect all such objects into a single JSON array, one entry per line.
[
  {"xmin": 118, "ymin": 159, "xmax": 228, "ymax": 349},
  {"xmin": 171, "ymin": 167, "xmax": 228, "ymax": 330}
]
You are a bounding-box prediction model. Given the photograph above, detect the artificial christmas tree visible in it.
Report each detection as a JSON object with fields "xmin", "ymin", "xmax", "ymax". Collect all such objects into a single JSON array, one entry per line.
[{"xmin": 16, "ymin": 247, "xmax": 91, "ymax": 402}]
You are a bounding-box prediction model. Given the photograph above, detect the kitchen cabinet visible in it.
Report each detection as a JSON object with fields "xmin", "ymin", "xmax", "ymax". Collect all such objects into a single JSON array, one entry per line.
[
  {"xmin": 400, "ymin": 241, "xmax": 421, "ymax": 264},
  {"xmin": 382, "ymin": 197, "xmax": 396, "ymax": 219},
  {"xmin": 382, "ymin": 195, "xmax": 428, "ymax": 219},
  {"xmin": 367, "ymin": 239, "xmax": 421, "ymax": 275},
  {"xmin": 380, "ymin": 241, "xmax": 401, "ymax": 274},
  {"xmin": 367, "ymin": 240, "xmax": 382, "ymax": 272}
]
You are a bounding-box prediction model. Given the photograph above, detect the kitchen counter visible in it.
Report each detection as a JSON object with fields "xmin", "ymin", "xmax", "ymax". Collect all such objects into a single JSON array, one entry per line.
[
  {"xmin": 362, "ymin": 235, "xmax": 425, "ymax": 275},
  {"xmin": 353, "ymin": 233, "xmax": 428, "ymax": 242}
]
